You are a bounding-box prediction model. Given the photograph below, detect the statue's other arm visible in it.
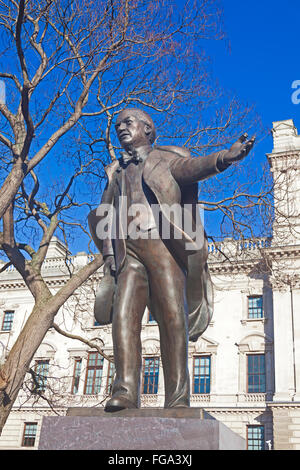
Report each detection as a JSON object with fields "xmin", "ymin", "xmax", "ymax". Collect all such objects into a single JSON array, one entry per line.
[
  {"xmin": 88, "ymin": 208, "xmax": 104, "ymax": 253},
  {"xmin": 88, "ymin": 179, "xmax": 115, "ymax": 259},
  {"xmin": 88, "ymin": 161, "xmax": 120, "ymax": 273}
]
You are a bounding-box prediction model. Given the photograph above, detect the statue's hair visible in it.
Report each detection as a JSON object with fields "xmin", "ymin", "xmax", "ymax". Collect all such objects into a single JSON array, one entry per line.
[{"xmin": 117, "ymin": 108, "xmax": 156, "ymax": 144}]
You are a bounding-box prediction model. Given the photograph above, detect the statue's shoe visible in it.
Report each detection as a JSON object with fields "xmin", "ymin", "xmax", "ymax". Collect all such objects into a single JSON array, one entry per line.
[
  {"xmin": 169, "ymin": 404, "xmax": 190, "ymax": 408},
  {"xmin": 104, "ymin": 395, "xmax": 137, "ymax": 412}
]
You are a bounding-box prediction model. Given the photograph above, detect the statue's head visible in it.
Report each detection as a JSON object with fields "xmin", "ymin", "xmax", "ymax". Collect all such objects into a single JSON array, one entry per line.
[{"xmin": 115, "ymin": 108, "xmax": 156, "ymax": 149}]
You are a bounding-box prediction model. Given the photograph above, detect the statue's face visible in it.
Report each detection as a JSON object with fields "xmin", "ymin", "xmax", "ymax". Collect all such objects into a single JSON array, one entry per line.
[{"xmin": 115, "ymin": 111, "xmax": 150, "ymax": 149}]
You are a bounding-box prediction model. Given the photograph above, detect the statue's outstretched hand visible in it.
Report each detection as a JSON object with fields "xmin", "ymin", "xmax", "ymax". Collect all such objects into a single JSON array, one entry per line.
[{"xmin": 223, "ymin": 133, "xmax": 255, "ymax": 164}]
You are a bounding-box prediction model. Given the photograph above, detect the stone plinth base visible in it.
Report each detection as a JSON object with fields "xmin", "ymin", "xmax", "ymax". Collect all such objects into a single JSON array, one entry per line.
[
  {"xmin": 38, "ymin": 408, "xmax": 245, "ymax": 450},
  {"xmin": 66, "ymin": 406, "xmax": 208, "ymax": 419}
]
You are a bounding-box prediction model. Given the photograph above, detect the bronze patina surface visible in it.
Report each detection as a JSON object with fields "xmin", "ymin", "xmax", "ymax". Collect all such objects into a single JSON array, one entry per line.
[{"xmin": 88, "ymin": 108, "xmax": 255, "ymax": 412}]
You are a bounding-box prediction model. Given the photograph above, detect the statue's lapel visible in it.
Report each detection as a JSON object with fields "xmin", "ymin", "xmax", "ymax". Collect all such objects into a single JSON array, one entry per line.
[{"xmin": 143, "ymin": 149, "xmax": 181, "ymax": 206}]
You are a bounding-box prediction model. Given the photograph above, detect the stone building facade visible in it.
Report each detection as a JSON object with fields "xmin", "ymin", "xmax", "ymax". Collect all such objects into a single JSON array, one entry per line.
[{"xmin": 0, "ymin": 119, "xmax": 300, "ymax": 450}]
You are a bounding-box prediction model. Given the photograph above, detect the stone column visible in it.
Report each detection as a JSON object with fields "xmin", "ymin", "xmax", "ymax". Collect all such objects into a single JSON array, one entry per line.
[
  {"xmin": 272, "ymin": 286, "xmax": 296, "ymax": 401},
  {"xmin": 267, "ymin": 119, "xmax": 300, "ymax": 247},
  {"xmin": 291, "ymin": 286, "xmax": 300, "ymax": 401}
]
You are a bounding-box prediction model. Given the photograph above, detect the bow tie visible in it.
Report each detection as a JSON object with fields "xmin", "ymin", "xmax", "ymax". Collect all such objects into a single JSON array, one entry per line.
[{"xmin": 119, "ymin": 150, "xmax": 143, "ymax": 167}]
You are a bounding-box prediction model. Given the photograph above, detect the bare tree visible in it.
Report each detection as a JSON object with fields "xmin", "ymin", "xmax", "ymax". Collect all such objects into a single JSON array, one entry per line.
[
  {"xmin": 0, "ymin": 0, "xmax": 245, "ymax": 435},
  {"xmin": 0, "ymin": 0, "xmax": 279, "ymax": 434}
]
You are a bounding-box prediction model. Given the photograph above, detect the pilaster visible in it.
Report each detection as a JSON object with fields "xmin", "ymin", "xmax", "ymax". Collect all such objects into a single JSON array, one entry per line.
[{"xmin": 271, "ymin": 282, "xmax": 296, "ymax": 401}]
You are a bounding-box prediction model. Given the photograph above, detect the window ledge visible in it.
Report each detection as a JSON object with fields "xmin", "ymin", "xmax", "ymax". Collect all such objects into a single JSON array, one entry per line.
[
  {"xmin": 241, "ymin": 318, "xmax": 267, "ymax": 326},
  {"xmin": 238, "ymin": 393, "xmax": 266, "ymax": 403}
]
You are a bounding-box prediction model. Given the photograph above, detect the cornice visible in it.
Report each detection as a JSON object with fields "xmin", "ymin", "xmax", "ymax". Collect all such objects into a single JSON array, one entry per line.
[
  {"xmin": 269, "ymin": 274, "xmax": 300, "ymax": 290},
  {"xmin": 205, "ymin": 407, "xmax": 268, "ymax": 414},
  {"xmin": 267, "ymin": 150, "xmax": 300, "ymax": 172},
  {"xmin": 0, "ymin": 272, "xmax": 102, "ymax": 290},
  {"xmin": 266, "ymin": 402, "xmax": 300, "ymax": 410},
  {"xmin": 0, "ymin": 279, "xmax": 67, "ymax": 290},
  {"xmin": 9, "ymin": 406, "xmax": 67, "ymax": 414},
  {"xmin": 267, "ymin": 150, "xmax": 300, "ymax": 160},
  {"xmin": 0, "ymin": 282, "xmax": 27, "ymax": 289},
  {"xmin": 208, "ymin": 244, "xmax": 300, "ymax": 276},
  {"xmin": 208, "ymin": 259, "xmax": 265, "ymax": 275},
  {"xmin": 264, "ymin": 245, "xmax": 300, "ymax": 258},
  {"xmin": 1, "ymin": 242, "xmax": 300, "ymax": 287}
]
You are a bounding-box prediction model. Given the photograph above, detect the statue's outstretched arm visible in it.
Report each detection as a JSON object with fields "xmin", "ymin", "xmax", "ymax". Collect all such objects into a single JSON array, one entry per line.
[{"xmin": 170, "ymin": 134, "xmax": 255, "ymax": 185}]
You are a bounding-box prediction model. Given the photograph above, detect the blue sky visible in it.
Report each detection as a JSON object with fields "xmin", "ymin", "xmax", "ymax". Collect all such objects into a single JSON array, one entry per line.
[
  {"xmin": 208, "ymin": 0, "xmax": 299, "ymax": 159},
  {"xmin": 2, "ymin": 0, "xmax": 299, "ymax": 255},
  {"xmin": 70, "ymin": 0, "xmax": 300, "ymax": 251}
]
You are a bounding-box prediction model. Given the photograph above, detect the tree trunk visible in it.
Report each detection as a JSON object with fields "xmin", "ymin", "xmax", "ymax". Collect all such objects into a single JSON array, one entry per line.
[
  {"xmin": 0, "ymin": 295, "xmax": 55, "ymax": 434},
  {"xmin": 0, "ymin": 160, "xmax": 25, "ymax": 221},
  {"xmin": 0, "ymin": 254, "xmax": 103, "ymax": 436}
]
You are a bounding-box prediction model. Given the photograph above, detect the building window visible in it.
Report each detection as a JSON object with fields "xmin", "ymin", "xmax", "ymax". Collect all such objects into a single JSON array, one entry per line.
[
  {"xmin": 94, "ymin": 319, "xmax": 100, "ymax": 327},
  {"xmin": 71, "ymin": 358, "xmax": 82, "ymax": 394},
  {"xmin": 248, "ymin": 296, "xmax": 263, "ymax": 319},
  {"xmin": 84, "ymin": 352, "xmax": 103, "ymax": 395},
  {"xmin": 193, "ymin": 356, "xmax": 211, "ymax": 394},
  {"xmin": 247, "ymin": 354, "xmax": 266, "ymax": 393},
  {"xmin": 34, "ymin": 360, "xmax": 50, "ymax": 392},
  {"xmin": 22, "ymin": 422, "xmax": 38, "ymax": 447},
  {"xmin": 147, "ymin": 311, "xmax": 156, "ymax": 323},
  {"xmin": 247, "ymin": 425, "xmax": 265, "ymax": 450},
  {"xmin": 142, "ymin": 357, "xmax": 160, "ymax": 394},
  {"xmin": 106, "ymin": 360, "xmax": 115, "ymax": 395},
  {"xmin": 1, "ymin": 310, "xmax": 14, "ymax": 331}
]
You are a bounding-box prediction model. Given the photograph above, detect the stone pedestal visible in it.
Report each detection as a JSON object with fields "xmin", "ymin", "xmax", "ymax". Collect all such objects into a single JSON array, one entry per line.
[{"xmin": 38, "ymin": 408, "xmax": 245, "ymax": 450}]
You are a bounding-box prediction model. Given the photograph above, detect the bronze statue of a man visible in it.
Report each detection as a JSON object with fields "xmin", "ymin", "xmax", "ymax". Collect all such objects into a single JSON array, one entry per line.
[{"xmin": 88, "ymin": 108, "xmax": 255, "ymax": 411}]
